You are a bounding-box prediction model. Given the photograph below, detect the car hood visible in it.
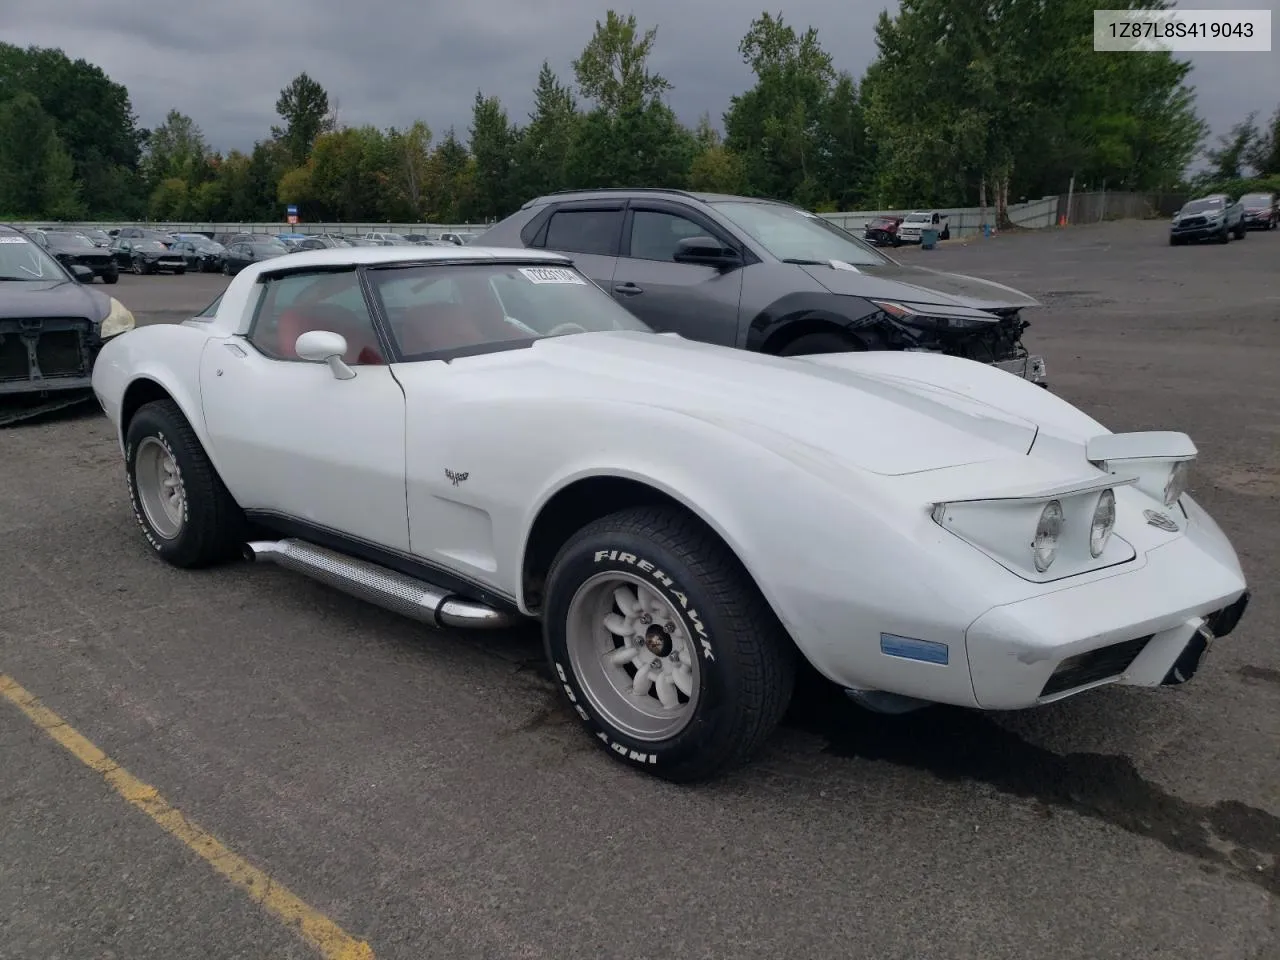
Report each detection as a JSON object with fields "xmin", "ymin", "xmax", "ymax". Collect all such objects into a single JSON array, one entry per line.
[
  {"xmin": 0, "ymin": 279, "xmax": 107, "ymax": 321},
  {"xmin": 506, "ymin": 331, "xmax": 1038, "ymax": 476},
  {"xmin": 799, "ymin": 261, "xmax": 1039, "ymax": 311}
]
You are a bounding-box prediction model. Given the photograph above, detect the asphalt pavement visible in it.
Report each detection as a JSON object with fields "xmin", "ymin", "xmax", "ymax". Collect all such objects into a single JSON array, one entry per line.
[{"xmin": 2, "ymin": 221, "xmax": 1278, "ymax": 960}]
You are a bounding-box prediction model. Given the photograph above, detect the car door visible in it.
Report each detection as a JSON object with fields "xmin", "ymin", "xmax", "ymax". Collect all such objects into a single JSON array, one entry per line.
[
  {"xmin": 112, "ymin": 239, "xmax": 132, "ymax": 268},
  {"xmin": 528, "ymin": 199, "xmax": 624, "ymax": 293},
  {"xmin": 198, "ymin": 267, "xmax": 411, "ymax": 551},
  {"xmin": 610, "ymin": 201, "xmax": 745, "ymax": 346}
]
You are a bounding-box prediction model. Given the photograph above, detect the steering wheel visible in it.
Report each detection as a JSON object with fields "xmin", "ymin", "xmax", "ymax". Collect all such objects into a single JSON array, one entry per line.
[{"xmin": 546, "ymin": 322, "xmax": 589, "ymax": 337}]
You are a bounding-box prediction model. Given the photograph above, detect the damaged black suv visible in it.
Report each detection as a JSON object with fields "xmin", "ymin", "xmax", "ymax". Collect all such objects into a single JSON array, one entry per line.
[
  {"xmin": 474, "ymin": 188, "xmax": 1046, "ymax": 385},
  {"xmin": 0, "ymin": 224, "xmax": 136, "ymax": 424}
]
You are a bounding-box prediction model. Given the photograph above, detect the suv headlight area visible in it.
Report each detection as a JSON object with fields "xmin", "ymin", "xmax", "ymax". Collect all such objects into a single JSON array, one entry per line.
[
  {"xmin": 870, "ymin": 299, "xmax": 998, "ymax": 333},
  {"xmin": 931, "ymin": 482, "xmax": 1135, "ymax": 582},
  {"xmin": 100, "ymin": 297, "xmax": 137, "ymax": 338}
]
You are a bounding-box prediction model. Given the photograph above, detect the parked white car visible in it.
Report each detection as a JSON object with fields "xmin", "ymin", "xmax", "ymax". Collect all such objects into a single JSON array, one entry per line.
[
  {"xmin": 90, "ymin": 245, "xmax": 1251, "ymax": 782},
  {"xmin": 897, "ymin": 210, "xmax": 951, "ymax": 243}
]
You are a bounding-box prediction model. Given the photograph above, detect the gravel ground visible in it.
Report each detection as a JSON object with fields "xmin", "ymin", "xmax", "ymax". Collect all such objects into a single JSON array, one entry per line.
[{"xmin": 1, "ymin": 220, "xmax": 1277, "ymax": 960}]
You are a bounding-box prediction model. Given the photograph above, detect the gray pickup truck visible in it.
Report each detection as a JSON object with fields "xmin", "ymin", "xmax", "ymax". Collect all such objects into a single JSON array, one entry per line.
[{"xmin": 1170, "ymin": 194, "xmax": 1246, "ymax": 245}]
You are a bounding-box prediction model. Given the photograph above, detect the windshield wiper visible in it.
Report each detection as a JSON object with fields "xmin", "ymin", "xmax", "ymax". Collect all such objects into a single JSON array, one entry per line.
[{"xmin": 781, "ymin": 258, "xmax": 831, "ymax": 266}]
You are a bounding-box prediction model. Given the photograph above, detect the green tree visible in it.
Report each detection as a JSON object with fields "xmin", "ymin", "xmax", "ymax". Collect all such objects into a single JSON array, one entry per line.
[
  {"xmin": 567, "ymin": 10, "xmax": 694, "ymax": 188},
  {"xmin": 141, "ymin": 110, "xmax": 210, "ymax": 189},
  {"xmin": 0, "ymin": 42, "xmax": 145, "ymax": 215},
  {"xmin": 571, "ymin": 11, "xmax": 671, "ymax": 115},
  {"xmin": 513, "ymin": 61, "xmax": 581, "ymax": 201},
  {"xmin": 273, "ymin": 72, "xmax": 332, "ymax": 166},
  {"xmin": 724, "ymin": 13, "xmax": 837, "ymax": 205},
  {"xmin": 469, "ymin": 92, "xmax": 518, "ymax": 219},
  {"xmin": 387, "ymin": 121, "xmax": 433, "ymax": 218}
]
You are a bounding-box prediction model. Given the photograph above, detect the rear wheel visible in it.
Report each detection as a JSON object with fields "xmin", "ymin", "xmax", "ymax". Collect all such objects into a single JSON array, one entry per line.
[
  {"xmin": 125, "ymin": 399, "xmax": 245, "ymax": 568},
  {"xmin": 544, "ymin": 506, "xmax": 797, "ymax": 782}
]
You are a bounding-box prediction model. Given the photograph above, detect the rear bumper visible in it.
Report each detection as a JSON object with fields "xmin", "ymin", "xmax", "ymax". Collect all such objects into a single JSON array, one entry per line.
[{"xmin": 965, "ymin": 529, "xmax": 1248, "ymax": 709}]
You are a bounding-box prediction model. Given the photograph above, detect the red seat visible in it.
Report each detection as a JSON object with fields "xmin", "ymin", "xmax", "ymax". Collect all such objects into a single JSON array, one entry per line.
[{"xmin": 275, "ymin": 304, "xmax": 384, "ymax": 364}]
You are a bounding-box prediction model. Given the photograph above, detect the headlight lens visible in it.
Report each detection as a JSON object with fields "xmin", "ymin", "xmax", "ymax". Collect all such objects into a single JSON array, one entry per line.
[
  {"xmin": 1090, "ymin": 489, "xmax": 1116, "ymax": 557},
  {"xmin": 1032, "ymin": 499, "xmax": 1064, "ymax": 572},
  {"xmin": 1164, "ymin": 460, "xmax": 1191, "ymax": 505},
  {"xmin": 100, "ymin": 297, "xmax": 136, "ymax": 338},
  {"xmin": 870, "ymin": 299, "xmax": 995, "ymax": 332}
]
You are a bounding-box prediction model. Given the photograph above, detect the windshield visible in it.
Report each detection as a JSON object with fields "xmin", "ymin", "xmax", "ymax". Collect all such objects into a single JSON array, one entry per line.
[
  {"xmin": 1182, "ymin": 198, "xmax": 1225, "ymax": 214},
  {"xmin": 135, "ymin": 240, "xmax": 167, "ymax": 251},
  {"xmin": 47, "ymin": 232, "xmax": 96, "ymax": 249},
  {"xmin": 904, "ymin": 213, "xmax": 932, "ymax": 223},
  {"xmin": 197, "ymin": 240, "xmax": 225, "ymax": 252},
  {"xmin": 364, "ymin": 261, "xmax": 651, "ymax": 359},
  {"xmin": 1240, "ymin": 193, "xmax": 1271, "ymax": 206},
  {"xmin": 0, "ymin": 233, "xmax": 70, "ymax": 280},
  {"xmin": 252, "ymin": 242, "xmax": 287, "ymax": 255},
  {"xmin": 711, "ymin": 201, "xmax": 890, "ymax": 266}
]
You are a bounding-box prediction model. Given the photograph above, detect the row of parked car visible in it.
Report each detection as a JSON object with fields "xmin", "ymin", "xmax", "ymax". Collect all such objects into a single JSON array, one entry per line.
[
  {"xmin": 13, "ymin": 226, "xmax": 478, "ymax": 282},
  {"xmin": 1169, "ymin": 191, "xmax": 1278, "ymax": 245}
]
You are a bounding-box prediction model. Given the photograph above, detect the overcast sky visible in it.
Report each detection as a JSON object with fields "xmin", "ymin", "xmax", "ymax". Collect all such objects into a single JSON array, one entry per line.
[{"xmin": 2, "ymin": 0, "xmax": 1276, "ymax": 175}]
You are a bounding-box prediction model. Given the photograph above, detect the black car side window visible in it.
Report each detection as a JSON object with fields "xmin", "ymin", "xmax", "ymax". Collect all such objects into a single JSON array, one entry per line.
[
  {"xmin": 544, "ymin": 209, "xmax": 622, "ymax": 256},
  {"xmin": 628, "ymin": 210, "xmax": 710, "ymax": 262}
]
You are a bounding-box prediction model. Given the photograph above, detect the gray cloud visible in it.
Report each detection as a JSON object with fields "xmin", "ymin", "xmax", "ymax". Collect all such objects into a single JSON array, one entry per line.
[{"xmin": 1, "ymin": 0, "xmax": 1274, "ymax": 174}]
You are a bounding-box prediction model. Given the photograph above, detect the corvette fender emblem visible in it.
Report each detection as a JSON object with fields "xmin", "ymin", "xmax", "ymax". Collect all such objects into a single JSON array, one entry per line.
[{"xmin": 1144, "ymin": 509, "xmax": 1178, "ymax": 532}]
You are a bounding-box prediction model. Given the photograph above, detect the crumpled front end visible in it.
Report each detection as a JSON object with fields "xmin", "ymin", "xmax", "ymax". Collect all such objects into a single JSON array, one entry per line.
[{"xmin": 0, "ymin": 315, "xmax": 102, "ymax": 424}]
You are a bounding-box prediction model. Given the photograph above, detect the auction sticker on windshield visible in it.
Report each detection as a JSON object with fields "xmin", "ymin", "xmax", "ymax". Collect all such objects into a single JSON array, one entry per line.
[
  {"xmin": 520, "ymin": 266, "xmax": 586, "ymax": 284},
  {"xmin": 0, "ymin": 236, "xmax": 29, "ymax": 243}
]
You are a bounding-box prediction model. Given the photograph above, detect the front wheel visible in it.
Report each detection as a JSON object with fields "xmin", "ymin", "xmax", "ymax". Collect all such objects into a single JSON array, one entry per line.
[
  {"xmin": 125, "ymin": 399, "xmax": 245, "ymax": 568},
  {"xmin": 777, "ymin": 330, "xmax": 877, "ymax": 357},
  {"xmin": 543, "ymin": 506, "xmax": 797, "ymax": 782}
]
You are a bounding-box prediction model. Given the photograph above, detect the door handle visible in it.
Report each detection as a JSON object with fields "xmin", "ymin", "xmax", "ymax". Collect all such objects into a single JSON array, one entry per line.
[{"xmin": 614, "ymin": 282, "xmax": 643, "ymax": 296}]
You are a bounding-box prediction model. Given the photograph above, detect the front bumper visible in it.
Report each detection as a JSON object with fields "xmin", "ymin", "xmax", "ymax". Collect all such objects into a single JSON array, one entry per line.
[
  {"xmin": 1171, "ymin": 222, "xmax": 1225, "ymax": 240},
  {"xmin": 992, "ymin": 353, "xmax": 1047, "ymax": 385},
  {"xmin": 0, "ymin": 317, "xmax": 102, "ymax": 396},
  {"xmin": 1243, "ymin": 213, "xmax": 1274, "ymax": 228},
  {"xmin": 965, "ymin": 527, "xmax": 1248, "ymax": 709}
]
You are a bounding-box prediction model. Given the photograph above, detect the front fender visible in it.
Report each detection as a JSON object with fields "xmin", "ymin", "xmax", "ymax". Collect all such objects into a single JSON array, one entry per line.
[
  {"xmin": 504, "ymin": 402, "xmax": 1017, "ymax": 704},
  {"xmin": 91, "ymin": 323, "xmax": 217, "ymax": 462}
]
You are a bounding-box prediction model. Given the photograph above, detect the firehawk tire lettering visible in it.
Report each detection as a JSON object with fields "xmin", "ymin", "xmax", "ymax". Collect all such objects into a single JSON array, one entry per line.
[
  {"xmin": 592, "ymin": 547, "xmax": 712, "ymax": 659},
  {"xmin": 546, "ymin": 506, "xmax": 796, "ymax": 782}
]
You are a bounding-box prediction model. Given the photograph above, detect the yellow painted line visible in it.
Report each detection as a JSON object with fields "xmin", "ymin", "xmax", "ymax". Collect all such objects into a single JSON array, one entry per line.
[{"xmin": 0, "ymin": 673, "xmax": 374, "ymax": 960}]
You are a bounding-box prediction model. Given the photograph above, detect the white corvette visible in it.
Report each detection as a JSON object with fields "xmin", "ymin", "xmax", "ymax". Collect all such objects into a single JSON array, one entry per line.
[{"xmin": 91, "ymin": 245, "xmax": 1251, "ymax": 781}]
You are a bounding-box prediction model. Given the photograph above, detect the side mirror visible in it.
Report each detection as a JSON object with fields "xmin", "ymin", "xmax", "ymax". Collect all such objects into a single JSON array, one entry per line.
[
  {"xmin": 295, "ymin": 330, "xmax": 355, "ymax": 380},
  {"xmin": 70, "ymin": 264, "xmax": 95, "ymax": 282},
  {"xmin": 673, "ymin": 236, "xmax": 741, "ymax": 268}
]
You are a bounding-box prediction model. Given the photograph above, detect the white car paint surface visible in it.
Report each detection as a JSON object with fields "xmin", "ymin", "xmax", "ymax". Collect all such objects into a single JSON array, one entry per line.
[{"xmin": 91, "ymin": 244, "xmax": 1249, "ymax": 725}]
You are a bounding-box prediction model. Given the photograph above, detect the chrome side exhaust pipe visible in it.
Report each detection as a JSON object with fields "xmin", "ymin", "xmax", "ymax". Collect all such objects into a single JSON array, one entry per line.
[{"xmin": 243, "ymin": 539, "xmax": 517, "ymax": 630}]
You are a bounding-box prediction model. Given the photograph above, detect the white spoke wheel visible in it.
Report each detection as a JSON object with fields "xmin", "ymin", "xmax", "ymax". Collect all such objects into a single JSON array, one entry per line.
[
  {"xmin": 133, "ymin": 436, "xmax": 186, "ymax": 539},
  {"xmin": 543, "ymin": 505, "xmax": 797, "ymax": 783},
  {"xmin": 565, "ymin": 571, "xmax": 702, "ymax": 742},
  {"xmin": 124, "ymin": 399, "xmax": 245, "ymax": 569}
]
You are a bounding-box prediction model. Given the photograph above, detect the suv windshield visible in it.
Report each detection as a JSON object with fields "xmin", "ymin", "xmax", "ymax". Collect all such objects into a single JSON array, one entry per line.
[
  {"xmin": 1181, "ymin": 198, "xmax": 1225, "ymax": 214},
  {"xmin": 364, "ymin": 261, "xmax": 652, "ymax": 358},
  {"xmin": 1240, "ymin": 193, "xmax": 1271, "ymax": 206},
  {"xmin": 711, "ymin": 201, "xmax": 890, "ymax": 266},
  {"xmin": 0, "ymin": 234, "xmax": 69, "ymax": 280},
  {"xmin": 46, "ymin": 232, "xmax": 96, "ymax": 248}
]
